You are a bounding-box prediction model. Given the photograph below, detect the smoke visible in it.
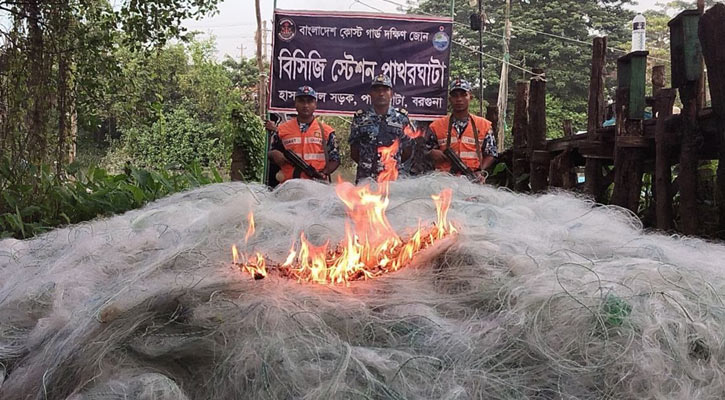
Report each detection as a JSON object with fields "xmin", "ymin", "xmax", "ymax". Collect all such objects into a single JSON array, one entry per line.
[{"xmin": 2, "ymin": 176, "xmax": 725, "ymax": 399}]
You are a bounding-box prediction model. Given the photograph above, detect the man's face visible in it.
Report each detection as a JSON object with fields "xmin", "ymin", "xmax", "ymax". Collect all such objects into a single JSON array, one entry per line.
[
  {"xmin": 449, "ymin": 90, "xmax": 471, "ymax": 113},
  {"xmin": 370, "ymin": 85, "xmax": 393, "ymax": 109},
  {"xmin": 295, "ymin": 96, "xmax": 317, "ymax": 118}
]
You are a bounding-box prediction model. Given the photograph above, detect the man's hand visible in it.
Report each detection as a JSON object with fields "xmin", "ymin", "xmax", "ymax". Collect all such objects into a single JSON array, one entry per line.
[
  {"xmin": 268, "ymin": 150, "xmax": 288, "ymax": 167},
  {"xmin": 427, "ymin": 149, "xmax": 447, "ymax": 163},
  {"xmin": 264, "ymin": 120, "xmax": 278, "ymax": 132}
]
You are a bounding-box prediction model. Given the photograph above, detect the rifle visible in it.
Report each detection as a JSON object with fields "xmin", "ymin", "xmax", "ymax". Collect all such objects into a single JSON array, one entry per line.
[
  {"xmin": 443, "ymin": 148, "xmax": 478, "ymax": 181},
  {"xmin": 282, "ymin": 148, "xmax": 327, "ymax": 181}
]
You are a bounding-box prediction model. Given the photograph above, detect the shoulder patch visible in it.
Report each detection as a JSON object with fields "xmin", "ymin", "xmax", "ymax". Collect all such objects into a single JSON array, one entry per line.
[
  {"xmin": 398, "ymin": 108, "xmax": 408, "ymax": 115},
  {"xmin": 355, "ymin": 109, "xmax": 364, "ymax": 116}
]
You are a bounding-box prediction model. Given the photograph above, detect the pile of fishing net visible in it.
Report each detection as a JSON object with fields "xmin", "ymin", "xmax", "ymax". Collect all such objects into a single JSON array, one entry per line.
[{"xmin": 2, "ymin": 175, "xmax": 725, "ymax": 399}]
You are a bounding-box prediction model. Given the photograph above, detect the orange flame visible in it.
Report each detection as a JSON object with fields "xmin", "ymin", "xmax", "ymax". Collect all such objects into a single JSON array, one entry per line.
[
  {"xmin": 232, "ymin": 245, "xmax": 240, "ymax": 264},
  {"xmin": 404, "ymin": 125, "xmax": 423, "ymax": 139},
  {"xmin": 244, "ymin": 211, "xmax": 255, "ymax": 243},
  {"xmin": 233, "ymin": 155, "xmax": 457, "ymax": 283},
  {"xmin": 242, "ymin": 252, "xmax": 267, "ymax": 279},
  {"xmin": 377, "ymin": 140, "xmax": 400, "ymax": 183}
]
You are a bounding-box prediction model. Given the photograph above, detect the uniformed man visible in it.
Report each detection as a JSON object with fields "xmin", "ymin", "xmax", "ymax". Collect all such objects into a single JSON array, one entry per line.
[
  {"xmin": 349, "ymin": 74, "xmax": 415, "ymax": 183},
  {"xmin": 425, "ymin": 78, "xmax": 498, "ymax": 183},
  {"xmin": 266, "ymin": 86, "xmax": 340, "ymax": 182}
]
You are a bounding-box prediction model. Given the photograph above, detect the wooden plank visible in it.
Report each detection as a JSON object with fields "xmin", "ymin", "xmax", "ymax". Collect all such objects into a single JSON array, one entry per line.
[
  {"xmin": 584, "ymin": 37, "xmax": 608, "ymax": 202},
  {"xmin": 512, "ymin": 81, "xmax": 530, "ymax": 192},
  {"xmin": 654, "ymin": 89, "xmax": 677, "ymax": 231},
  {"xmin": 528, "ymin": 68, "xmax": 548, "ymax": 192}
]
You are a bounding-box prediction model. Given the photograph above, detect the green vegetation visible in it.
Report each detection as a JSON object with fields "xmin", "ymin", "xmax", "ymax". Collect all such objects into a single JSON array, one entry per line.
[{"xmin": 0, "ymin": 159, "xmax": 223, "ymax": 239}]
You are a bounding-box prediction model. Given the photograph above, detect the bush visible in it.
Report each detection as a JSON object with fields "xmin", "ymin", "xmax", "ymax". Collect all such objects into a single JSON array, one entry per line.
[
  {"xmin": 0, "ymin": 158, "xmax": 223, "ymax": 239},
  {"xmin": 229, "ymin": 108, "xmax": 266, "ymax": 181},
  {"xmin": 122, "ymin": 106, "xmax": 228, "ymax": 169}
]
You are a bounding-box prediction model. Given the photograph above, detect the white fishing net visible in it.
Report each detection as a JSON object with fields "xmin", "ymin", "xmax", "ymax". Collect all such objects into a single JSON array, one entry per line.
[{"xmin": 1, "ymin": 175, "xmax": 725, "ymax": 399}]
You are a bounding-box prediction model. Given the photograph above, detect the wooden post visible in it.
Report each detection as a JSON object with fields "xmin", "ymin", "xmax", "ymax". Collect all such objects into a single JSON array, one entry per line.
[
  {"xmin": 699, "ymin": 3, "xmax": 725, "ymax": 235},
  {"xmin": 528, "ymin": 68, "xmax": 548, "ymax": 192},
  {"xmin": 584, "ymin": 37, "xmax": 607, "ymax": 202},
  {"xmin": 697, "ymin": 0, "xmax": 707, "ymax": 110},
  {"xmin": 670, "ymin": 10, "xmax": 703, "ymax": 235},
  {"xmin": 512, "ymin": 81, "xmax": 529, "ymax": 191},
  {"xmin": 562, "ymin": 119, "xmax": 573, "ymax": 137},
  {"xmin": 612, "ymin": 51, "xmax": 649, "ymax": 213},
  {"xmin": 549, "ymin": 119, "xmax": 575, "ymax": 189},
  {"xmin": 485, "ymin": 98, "xmax": 499, "ymax": 139},
  {"xmin": 611, "ymin": 93, "xmax": 647, "ymax": 213},
  {"xmin": 654, "ymin": 88, "xmax": 677, "ymax": 231},
  {"xmin": 652, "ymin": 65, "xmax": 666, "ymax": 97},
  {"xmin": 700, "ymin": 4, "xmax": 725, "ymax": 118}
]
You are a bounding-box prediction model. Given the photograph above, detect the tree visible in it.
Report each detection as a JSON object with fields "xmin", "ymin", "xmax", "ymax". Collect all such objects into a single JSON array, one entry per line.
[
  {"xmin": 0, "ymin": 0, "xmax": 221, "ymax": 171},
  {"xmin": 414, "ymin": 0, "xmax": 635, "ymax": 135}
]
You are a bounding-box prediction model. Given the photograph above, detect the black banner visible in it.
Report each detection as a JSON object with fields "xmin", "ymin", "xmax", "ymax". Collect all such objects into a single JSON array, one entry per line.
[{"xmin": 268, "ymin": 10, "xmax": 453, "ymax": 119}]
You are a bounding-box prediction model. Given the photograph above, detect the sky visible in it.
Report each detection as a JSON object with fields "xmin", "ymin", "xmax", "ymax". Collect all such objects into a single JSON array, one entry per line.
[{"xmin": 182, "ymin": 0, "xmax": 666, "ymax": 61}]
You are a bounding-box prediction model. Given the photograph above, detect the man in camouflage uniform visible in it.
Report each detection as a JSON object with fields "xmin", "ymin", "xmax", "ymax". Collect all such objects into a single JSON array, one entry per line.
[{"xmin": 349, "ymin": 74, "xmax": 415, "ymax": 183}]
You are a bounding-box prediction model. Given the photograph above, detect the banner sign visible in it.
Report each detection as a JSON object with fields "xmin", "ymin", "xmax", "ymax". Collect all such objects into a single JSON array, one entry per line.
[{"xmin": 269, "ymin": 10, "xmax": 453, "ymax": 119}]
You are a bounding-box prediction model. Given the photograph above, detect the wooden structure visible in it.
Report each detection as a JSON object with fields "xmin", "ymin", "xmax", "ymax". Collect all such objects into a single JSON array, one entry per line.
[{"xmin": 505, "ymin": 4, "xmax": 725, "ymax": 236}]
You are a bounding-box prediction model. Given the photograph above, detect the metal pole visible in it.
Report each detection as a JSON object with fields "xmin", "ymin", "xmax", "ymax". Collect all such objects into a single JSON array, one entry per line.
[
  {"xmin": 257, "ymin": 0, "xmax": 269, "ymax": 185},
  {"xmin": 478, "ymin": 0, "xmax": 484, "ymax": 116},
  {"xmin": 449, "ymin": 0, "xmax": 454, "ymax": 54}
]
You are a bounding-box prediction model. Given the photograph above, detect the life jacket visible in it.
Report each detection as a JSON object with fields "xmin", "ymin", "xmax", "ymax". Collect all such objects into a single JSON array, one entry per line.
[
  {"xmin": 277, "ymin": 118, "xmax": 334, "ymax": 181},
  {"xmin": 428, "ymin": 114, "xmax": 492, "ymax": 172}
]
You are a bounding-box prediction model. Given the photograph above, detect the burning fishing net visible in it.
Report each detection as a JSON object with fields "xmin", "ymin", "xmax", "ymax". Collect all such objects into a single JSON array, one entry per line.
[
  {"xmin": 235, "ymin": 181, "xmax": 456, "ymax": 284},
  {"xmin": 2, "ymin": 176, "xmax": 725, "ymax": 399}
]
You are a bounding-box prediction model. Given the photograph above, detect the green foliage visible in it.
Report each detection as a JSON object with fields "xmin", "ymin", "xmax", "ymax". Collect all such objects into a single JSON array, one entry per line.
[
  {"xmin": 545, "ymin": 94, "xmax": 587, "ymax": 139},
  {"xmin": 230, "ymin": 109, "xmax": 266, "ymax": 181},
  {"xmin": 122, "ymin": 106, "xmax": 226, "ymax": 169},
  {"xmin": 0, "ymin": 158, "xmax": 223, "ymax": 239},
  {"xmin": 416, "ymin": 0, "xmax": 634, "ymax": 113},
  {"xmin": 0, "ymin": 0, "xmax": 222, "ymax": 171},
  {"xmin": 96, "ymin": 37, "xmax": 249, "ymax": 173}
]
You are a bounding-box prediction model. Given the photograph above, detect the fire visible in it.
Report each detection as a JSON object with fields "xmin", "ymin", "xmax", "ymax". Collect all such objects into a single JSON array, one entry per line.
[
  {"xmin": 244, "ymin": 211, "xmax": 255, "ymax": 243},
  {"xmin": 404, "ymin": 125, "xmax": 423, "ymax": 139},
  {"xmin": 232, "ymin": 139, "xmax": 458, "ymax": 285},
  {"xmin": 377, "ymin": 140, "xmax": 400, "ymax": 183}
]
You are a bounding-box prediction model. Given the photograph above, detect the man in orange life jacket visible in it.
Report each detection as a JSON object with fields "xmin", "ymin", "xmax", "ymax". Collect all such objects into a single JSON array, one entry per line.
[
  {"xmin": 425, "ymin": 78, "xmax": 498, "ymax": 183},
  {"xmin": 266, "ymin": 86, "xmax": 340, "ymax": 182}
]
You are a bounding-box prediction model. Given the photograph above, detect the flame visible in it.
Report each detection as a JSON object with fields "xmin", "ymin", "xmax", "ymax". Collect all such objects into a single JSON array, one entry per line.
[
  {"xmin": 244, "ymin": 211, "xmax": 255, "ymax": 243},
  {"xmin": 232, "ymin": 245, "xmax": 240, "ymax": 264},
  {"xmin": 233, "ymin": 184, "xmax": 457, "ymax": 285},
  {"xmin": 404, "ymin": 125, "xmax": 423, "ymax": 139},
  {"xmin": 242, "ymin": 252, "xmax": 267, "ymax": 279},
  {"xmin": 377, "ymin": 140, "xmax": 399, "ymax": 183},
  {"xmin": 232, "ymin": 140, "xmax": 457, "ymax": 284}
]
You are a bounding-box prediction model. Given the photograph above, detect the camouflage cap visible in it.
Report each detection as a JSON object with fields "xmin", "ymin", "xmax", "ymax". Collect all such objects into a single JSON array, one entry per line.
[
  {"xmin": 370, "ymin": 74, "xmax": 393, "ymax": 89},
  {"xmin": 295, "ymin": 85, "xmax": 317, "ymax": 99},
  {"xmin": 449, "ymin": 78, "xmax": 472, "ymax": 93}
]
